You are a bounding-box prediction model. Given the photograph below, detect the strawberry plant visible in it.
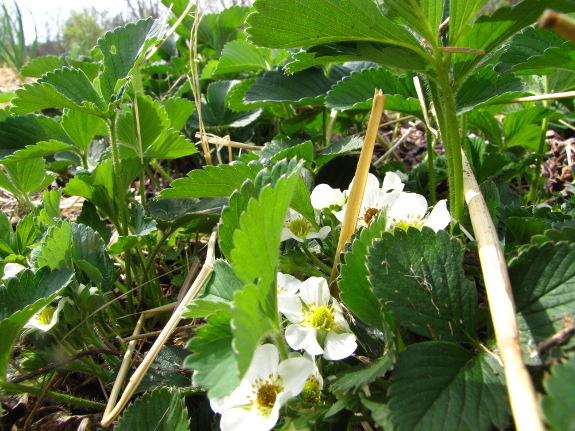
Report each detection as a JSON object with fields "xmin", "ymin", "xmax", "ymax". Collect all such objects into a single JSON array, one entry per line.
[{"xmin": 1, "ymin": 1, "xmax": 575, "ymax": 430}]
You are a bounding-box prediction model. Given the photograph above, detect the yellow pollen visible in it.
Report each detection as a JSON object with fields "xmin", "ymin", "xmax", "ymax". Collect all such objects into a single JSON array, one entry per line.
[
  {"xmin": 35, "ymin": 306, "xmax": 55, "ymax": 326},
  {"xmin": 301, "ymin": 376, "xmax": 321, "ymax": 405},
  {"xmin": 288, "ymin": 219, "xmax": 312, "ymax": 238},
  {"xmin": 306, "ymin": 305, "xmax": 335, "ymax": 330},
  {"xmin": 256, "ymin": 382, "xmax": 280, "ymax": 409},
  {"xmin": 362, "ymin": 207, "xmax": 379, "ymax": 224}
]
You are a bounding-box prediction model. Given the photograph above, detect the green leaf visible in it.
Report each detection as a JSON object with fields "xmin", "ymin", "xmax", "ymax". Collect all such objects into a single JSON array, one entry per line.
[
  {"xmin": 0, "ymin": 114, "xmax": 73, "ymax": 159},
  {"xmin": 159, "ymin": 163, "xmax": 263, "ymax": 199},
  {"xmin": 333, "ymin": 354, "xmax": 393, "ymax": 392},
  {"xmin": 1, "ymin": 158, "xmax": 56, "ymax": 197},
  {"xmin": 368, "ymin": 228, "xmax": 477, "ymax": 342},
  {"xmin": 196, "ymin": 259, "xmax": 243, "ymax": 304},
  {"xmin": 503, "ymin": 106, "xmax": 556, "ymax": 152},
  {"xmin": 11, "ymin": 67, "xmax": 106, "ymax": 116},
  {"xmin": 98, "ymin": 18, "xmax": 163, "ymax": 103},
  {"xmin": 389, "ymin": 342, "xmax": 508, "ymax": 431},
  {"xmin": 31, "ymin": 221, "xmax": 73, "ymax": 270},
  {"xmin": 230, "ymin": 160, "xmax": 302, "ymax": 289},
  {"xmin": 384, "ymin": 0, "xmax": 443, "ymax": 40},
  {"xmin": 197, "ymin": 6, "xmax": 250, "ymax": 53},
  {"xmin": 315, "ymin": 136, "xmax": 364, "ymax": 169},
  {"xmin": 135, "ymin": 346, "xmax": 191, "ymax": 394},
  {"xmin": 232, "ymin": 282, "xmax": 275, "ymax": 376},
  {"xmin": 61, "ymin": 109, "xmax": 107, "ymax": 155},
  {"xmin": 3, "ymin": 140, "xmax": 78, "ymax": 163},
  {"xmin": 455, "ymin": 66, "xmax": 525, "ymax": 114},
  {"xmin": 213, "ymin": 40, "xmax": 272, "ymax": 75},
  {"xmin": 449, "ymin": 0, "xmax": 488, "ymax": 46},
  {"xmin": 0, "ymin": 267, "xmax": 74, "ymax": 380},
  {"xmin": 218, "ymin": 181, "xmax": 256, "ymax": 261},
  {"xmin": 20, "ymin": 55, "xmax": 66, "ymax": 78},
  {"xmin": 77, "ymin": 201, "xmax": 112, "ymax": 244},
  {"xmin": 115, "ymin": 388, "xmax": 189, "ymax": 431},
  {"xmin": 340, "ymin": 212, "xmax": 388, "ymax": 331},
  {"xmin": 160, "ymin": 97, "xmax": 195, "ymax": 131},
  {"xmin": 495, "ymin": 26, "xmax": 570, "ymax": 75},
  {"xmin": 542, "ymin": 355, "xmax": 575, "ymax": 431},
  {"xmin": 259, "ymin": 139, "xmax": 314, "ymax": 165},
  {"xmin": 247, "ymin": 0, "xmax": 422, "ymax": 51},
  {"xmin": 244, "ymin": 68, "xmax": 334, "ymax": 106},
  {"xmin": 453, "ymin": 0, "xmax": 575, "ymax": 86},
  {"xmin": 184, "ymin": 310, "xmax": 240, "ymax": 398},
  {"xmin": 510, "ymin": 242, "xmax": 575, "ymax": 364},
  {"xmin": 71, "ymin": 223, "xmax": 114, "ymax": 290},
  {"xmin": 189, "ymin": 80, "xmax": 262, "ymax": 128},
  {"xmin": 325, "ymin": 67, "xmax": 422, "ymax": 117}
]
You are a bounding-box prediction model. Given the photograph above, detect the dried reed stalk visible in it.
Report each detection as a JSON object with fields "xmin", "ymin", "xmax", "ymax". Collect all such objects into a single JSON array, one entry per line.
[
  {"xmin": 328, "ymin": 90, "xmax": 385, "ymax": 297},
  {"xmin": 462, "ymin": 151, "xmax": 544, "ymax": 431}
]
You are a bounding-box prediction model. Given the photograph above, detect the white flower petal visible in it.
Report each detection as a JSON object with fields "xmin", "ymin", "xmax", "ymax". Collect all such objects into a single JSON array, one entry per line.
[
  {"xmin": 278, "ymin": 295, "xmax": 304, "ymax": 323},
  {"xmin": 306, "ymin": 225, "xmax": 331, "ymax": 240},
  {"xmin": 2, "ymin": 262, "xmax": 26, "ymax": 279},
  {"xmin": 277, "ymin": 356, "xmax": 314, "ymax": 396},
  {"xmin": 244, "ymin": 344, "xmax": 279, "ymax": 382},
  {"xmin": 25, "ymin": 297, "xmax": 69, "ymax": 332},
  {"xmin": 323, "ymin": 331, "xmax": 357, "ymax": 360},
  {"xmin": 386, "ymin": 193, "xmax": 428, "ymax": 225},
  {"xmin": 285, "ymin": 325, "xmax": 323, "ymax": 356},
  {"xmin": 381, "ymin": 171, "xmax": 405, "ymax": 193},
  {"xmin": 311, "ymin": 184, "xmax": 345, "ymax": 209},
  {"xmin": 220, "ymin": 405, "xmax": 278, "ymax": 431},
  {"xmin": 277, "ymin": 272, "xmax": 301, "ymax": 295},
  {"xmin": 299, "ymin": 277, "xmax": 330, "ymax": 306},
  {"xmin": 423, "ymin": 199, "xmax": 451, "ymax": 232}
]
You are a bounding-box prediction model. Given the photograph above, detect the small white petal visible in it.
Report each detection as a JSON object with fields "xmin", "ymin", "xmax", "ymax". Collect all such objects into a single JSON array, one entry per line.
[
  {"xmin": 299, "ymin": 277, "xmax": 330, "ymax": 306},
  {"xmin": 279, "ymin": 295, "xmax": 304, "ymax": 323},
  {"xmin": 386, "ymin": 193, "xmax": 428, "ymax": 225},
  {"xmin": 381, "ymin": 171, "xmax": 405, "ymax": 193},
  {"xmin": 2, "ymin": 263, "xmax": 26, "ymax": 279},
  {"xmin": 220, "ymin": 405, "xmax": 278, "ymax": 431},
  {"xmin": 423, "ymin": 199, "xmax": 451, "ymax": 232},
  {"xmin": 244, "ymin": 344, "xmax": 279, "ymax": 382},
  {"xmin": 311, "ymin": 184, "xmax": 345, "ymax": 209},
  {"xmin": 285, "ymin": 325, "xmax": 324, "ymax": 355},
  {"xmin": 307, "ymin": 225, "xmax": 331, "ymax": 240},
  {"xmin": 323, "ymin": 332, "xmax": 358, "ymax": 360},
  {"xmin": 277, "ymin": 272, "xmax": 301, "ymax": 295},
  {"xmin": 277, "ymin": 356, "xmax": 314, "ymax": 396}
]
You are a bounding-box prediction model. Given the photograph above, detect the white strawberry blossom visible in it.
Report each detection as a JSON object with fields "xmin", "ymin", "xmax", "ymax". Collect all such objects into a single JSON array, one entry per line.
[
  {"xmin": 281, "ymin": 209, "xmax": 331, "ymax": 243},
  {"xmin": 210, "ymin": 343, "xmax": 314, "ymax": 431},
  {"xmin": 279, "ymin": 276, "xmax": 357, "ymax": 360}
]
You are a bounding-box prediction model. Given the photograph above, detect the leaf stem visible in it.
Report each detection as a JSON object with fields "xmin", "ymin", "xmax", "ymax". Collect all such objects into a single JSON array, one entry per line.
[{"xmin": 300, "ymin": 243, "xmax": 331, "ymax": 275}]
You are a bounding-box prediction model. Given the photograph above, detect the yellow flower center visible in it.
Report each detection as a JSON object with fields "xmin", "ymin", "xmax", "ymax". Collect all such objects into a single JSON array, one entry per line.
[
  {"xmin": 248, "ymin": 376, "xmax": 284, "ymax": 415},
  {"xmin": 35, "ymin": 306, "xmax": 55, "ymax": 326},
  {"xmin": 288, "ymin": 219, "xmax": 312, "ymax": 239},
  {"xmin": 300, "ymin": 376, "xmax": 321, "ymax": 405},
  {"xmin": 305, "ymin": 304, "xmax": 335, "ymax": 330},
  {"xmin": 392, "ymin": 214, "xmax": 424, "ymax": 231}
]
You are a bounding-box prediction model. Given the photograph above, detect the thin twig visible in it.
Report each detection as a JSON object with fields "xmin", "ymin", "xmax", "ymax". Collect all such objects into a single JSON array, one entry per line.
[
  {"xmin": 493, "ymin": 91, "xmax": 575, "ymax": 104},
  {"xmin": 462, "ymin": 151, "xmax": 545, "ymax": 431},
  {"xmin": 195, "ymin": 132, "xmax": 264, "ymax": 150},
  {"xmin": 100, "ymin": 229, "xmax": 218, "ymax": 427},
  {"xmin": 373, "ymin": 126, "xmax": 414, "ymax": 167}
]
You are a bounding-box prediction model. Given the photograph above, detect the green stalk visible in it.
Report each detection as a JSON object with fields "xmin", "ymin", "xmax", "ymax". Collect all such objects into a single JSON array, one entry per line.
[
  {"xmin": 0, "ymin": 381, "xmax": 106, "ymax": 410},
  {"xmin": 528, "ymin": 76, "xmax": 551, "ymax": 203},
  {"xmin": 429, "ymin": 58, "xmax": 464, "ymax": 221},
  {"xmin": 299, "ymin": 243, "xmax": 332, "ymax": 275},
  {"xmin": 107, "ymin": 115, "xmax": 135, "ymax": 314}
]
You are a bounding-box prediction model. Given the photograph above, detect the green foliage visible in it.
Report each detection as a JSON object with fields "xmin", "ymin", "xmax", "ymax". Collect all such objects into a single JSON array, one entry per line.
[
  {"xmin": 389, "ymin": 342, "xmax": 509, "ymax": 431},
  {"xmin": 0, "ymin": 158, "xmax": 56, "ymax": 208},
  {"xmin": 542, "ymin": 355, "xmax": 575, "ymax": 431},
  {"xmin": 115, "ymin": 388, "xmax": 190, "ymax": 431},
  {"xmin": 0, "ymin": 267, "xmax": 74, "ymax": 380},
  {"xmin": 369, "ymin": 228, "xmax": 477, "ymax": 342},
  {"xmin": 510, "ymin": 242, "xmax": 575, "ymax": 364},
  {"xmin": 0, "ymin": 0, "xmax": 36, "ymax": 71}
]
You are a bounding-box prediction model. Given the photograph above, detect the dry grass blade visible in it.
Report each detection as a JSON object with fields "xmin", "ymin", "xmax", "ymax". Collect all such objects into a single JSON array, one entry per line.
[
  {"xmin": 462, "ymin": 151, "xmax": 544, "ymax": 431},
  {"xmin": 100, "ymin": 229, "xmax": 218, "ymax": 427},
  {"xmin": 328, "ymin": 90, "xmax": 385, "ymax": 297},
  {"xmin": 539, "ymin": 9, "xmax": 575, "ymax": 43}
]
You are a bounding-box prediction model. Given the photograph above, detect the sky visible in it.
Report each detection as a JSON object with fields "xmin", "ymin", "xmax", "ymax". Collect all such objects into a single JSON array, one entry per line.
[{"xmin": 17, "ymin": 0, "xmax": 130, "ymax": 43}]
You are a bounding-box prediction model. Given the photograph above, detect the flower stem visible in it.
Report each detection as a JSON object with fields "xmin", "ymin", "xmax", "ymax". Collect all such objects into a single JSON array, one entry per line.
[
  {"xmin": 274, "ymin": 331, "xmax": 289, "ymax": 361},
  {"xmin": 300, "ymin": 243, "xmax": 331, "ymax": 275}
]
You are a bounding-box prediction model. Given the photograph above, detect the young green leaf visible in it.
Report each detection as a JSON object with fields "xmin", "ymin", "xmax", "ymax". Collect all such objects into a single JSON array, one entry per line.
[
  {"xmin": 449, "ymin": 0, "xmax": 488, "ymax": 46},
  {"xmin": 115, "ymin": 388, "xmax": 189, "ymax": 431},
  {"xmin": 384, "ymin": 0, "xmax": 443, "ymax": 40},
  {"xmin": 184, "ymin": 310, "xmax": 241, "ymax": 398},
  {"xmin": 159, "ymin": 97, "xmax": 195, "ymax": 131},
  {"xmin": 389, "ymin": 342, "xmax": 509, "ymax": 431},
  {"xmin": 0, "ymin": 158, "xmax": 57, "ymax": 200},
  {"xmin": 368, "ymin": 228, "xmax": 478, "ymax": 342},
  {"xmin": 20, "ymin": 55, "xmax": 65, "ymax": 78},
  {"xmin": 61, "ymin": 109, "xmax": 107, "ymax": 156},
  {"xmin": 213, "ymin": 40, "xmax": 273, "ymax": 75}
]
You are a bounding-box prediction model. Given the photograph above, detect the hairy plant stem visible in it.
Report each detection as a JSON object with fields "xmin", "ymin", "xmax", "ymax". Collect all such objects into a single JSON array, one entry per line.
[
  {"xmin": 107, "ymin": 115, "xmax": 135, "ymax": 315},
  {"xmin": 299, "ymin": 243, "xmax": 332, "ymax": 275},
  {"xmin": 0, "ymin": 381, "xmax": 106, "ymax": 410},
  {"xmin": 274, "ymin": 331, "xmax": 289, "ymax": 361},
  {"xmin": 429, "ymin": 58, "xmax": 464, "ymax": 222},
  {"xmin": 528, "ymin": 75, "xmax": 550, "ymax": 203}
]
